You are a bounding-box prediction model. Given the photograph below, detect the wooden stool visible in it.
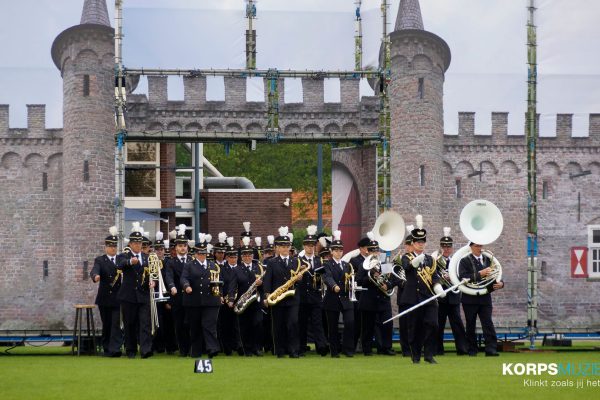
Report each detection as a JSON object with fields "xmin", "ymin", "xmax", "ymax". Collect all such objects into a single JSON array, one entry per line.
[{"xmin": 72, "ymin": 304, "xmax": 97, "ymax": 356}]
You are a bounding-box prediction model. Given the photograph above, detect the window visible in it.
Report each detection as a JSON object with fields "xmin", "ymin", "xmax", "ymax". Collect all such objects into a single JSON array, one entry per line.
[
  {"xmin": 455, "ymin": 179, "xmax": 461, "ymax": 199},
  {"xmin": 542, "ymin": 180, "xmax": 548, "ymax": 199},
  {"xmin": 125, "ymin": 143, "xmax": 159, "ymax": 198},
  {"xmin": 589, "ymin": 225, "xmax": 600, "ymax": 278},
  {"xmin": 419, "ymin": 165, "xmax": 425, "ymax": 187},
  {"xmin": 83, "ymin": 75, "xmax": 90, "ymax": 97},
  {"xmin": 418, "ymin": 78, "xmax": 424, "ymax": 99}
]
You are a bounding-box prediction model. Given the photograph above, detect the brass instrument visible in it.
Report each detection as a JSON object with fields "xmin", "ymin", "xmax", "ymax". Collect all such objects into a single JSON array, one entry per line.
[
  {"xmin": 345, "ymin": 263, "xmax": 366, "ymax": 302},
  {"xmin": 411, "ymin": 253, "xmax": 438, "ymax": 295},
  {"xmin": 233, "ymin": 262, "xmax": 265, "ymax": 314},
  {"xmin": 148, "ymin": 252, "xmax": 167, "ymax": 335},
  {"xmin": 209, "ymin": 263, "xmax": 223, "ymax": 297},
  {"xmin": 363, "ymin": 255, "xmax": 396, "ymax": 297},
  {"xmin": 267, "ymin": 260, "xmax": 310, "ymax": 306},
  {"xmin": 448, "ymin": 199, "xmax": 504, "ymax": 296},
  {"xmin": 431, "ymin": 250, "xmax": 460, "ymax": 294}
]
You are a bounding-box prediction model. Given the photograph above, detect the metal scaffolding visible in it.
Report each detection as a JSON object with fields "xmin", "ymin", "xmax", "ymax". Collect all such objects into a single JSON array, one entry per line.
[
  {"xmin": 526, "ymin": 0, "xmax": 539, "ymax": 349},
  {"xmin": 113, "ymin": 0, "xmax": 392, "ymax": 238}
]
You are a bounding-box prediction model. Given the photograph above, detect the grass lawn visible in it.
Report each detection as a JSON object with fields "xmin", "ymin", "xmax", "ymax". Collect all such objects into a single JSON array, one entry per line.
[{"xmin": 1, "ymin": 342, "xmax": 599, "ymax": 400}]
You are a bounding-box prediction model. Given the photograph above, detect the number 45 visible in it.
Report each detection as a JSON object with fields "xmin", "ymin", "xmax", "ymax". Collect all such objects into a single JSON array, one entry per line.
[{"xmin": 194, "ymin": 359, "xmax": 213, "ymax": 373}]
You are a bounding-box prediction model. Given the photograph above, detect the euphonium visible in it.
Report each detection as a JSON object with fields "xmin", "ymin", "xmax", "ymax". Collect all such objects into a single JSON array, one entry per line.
[
  {"xmin": 234, "ymin": 263, "xmax": 265, "ymax": 314},
  {"xmin": 431, "ymin": 250, "xmax": 460, "ymax": 294},
  {"xmin": 362, "ymin": 255, "xmax": 396, "ymax": 297},
  {"xmin": 267, "ymin": 260, "xmax": 310, "ymax": 306}
]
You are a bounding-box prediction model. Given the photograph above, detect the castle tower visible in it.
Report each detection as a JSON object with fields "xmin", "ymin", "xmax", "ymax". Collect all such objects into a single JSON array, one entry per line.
[
  {"xmin": 51, "ymin": 0, "xmax": 115, "ymax": 318},
  {"xmin": 389, "ymin": 0, "xmax": 451, "ymax": 234}
]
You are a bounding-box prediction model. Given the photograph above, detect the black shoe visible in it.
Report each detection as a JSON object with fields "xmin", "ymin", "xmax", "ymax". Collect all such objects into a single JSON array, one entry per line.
[
  {"xmin": 457, "ymin": 351, "xmax": 468, "ymax": 356},
  {"xmin": 485, "ymin": 352, "xmax": 499, "ymax": 357},
  {"xmin": 382, "ymin": 349, "xmax": 396, "ymax": 356},
  {"xmin": 436, "ymin": 351, "xmax": 445, "ymax": 356},
  {"xmin": 224, "ymin": 350, "xmax": 232, "ymax": 356},
  {"xmin": 208, "ymin": 351, "xmax": 218, "ymax": 359},
  {"xmin": 402, "ymin": 352, "xmax": 412, "ymax": 357},
  {"xmin": 425, "ymin": 357, "xmax": 438, "ymax": 364},
  {"xmin": 141, "ymin": 352, "xmax": 153, "ymax": 359},
  {"xmin": 253, "ymin": 351, "xmax": 263, "ymax": 357},
  {"xmin": 166, "ymin": 351, "xmax": 176, "ymax": 355},
  {"xmin": 245, "ymin": 353, "xmax": 253, "ymax": 357},
  {"xmin": 331, "ymin": 353, "xmax": 340, "ymax": 358},
  {"xmin": 343, "ymin": 352, "xmax": 354, "ymax": 358},
  {"xmin": 289, "ymin": 353, "xmax": 300, "ymax": 358},
  {"xmin": 127, "ymin": 353, "xmax": 136, "ymax": 359},
  {"xmin": 412, "ymin": 357, "xmax": 420, "ymax": 364},
  {"xmin": 468, "ymin": 352, "xmax": 477, "ymax": 357},
  {"xmin": 109, "ymin": 351, "xmax": 122, "ymax": 358},
  {"xmin": 363, "ymin": 352, "xmax": 373, "ymax": 356},
  {"xmin": 179, "ymin": 353, "xmax": 188, "ymax": 358},
  {"xmin": 317, "ymin": 347, "xmax": 329, "ymax": 356},
  {"xmin": 277, "ymin": 354, "xmax": 286, "ymax": 358},
  {"xmin": 298, "ymin": 352, "xmax": 306, "ymax": 357}
]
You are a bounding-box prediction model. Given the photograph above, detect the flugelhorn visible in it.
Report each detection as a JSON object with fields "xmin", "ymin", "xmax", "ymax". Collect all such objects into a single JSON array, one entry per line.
[{"xmin": 448, "ymin": 199, "xmax": 504, "ymax": 296}]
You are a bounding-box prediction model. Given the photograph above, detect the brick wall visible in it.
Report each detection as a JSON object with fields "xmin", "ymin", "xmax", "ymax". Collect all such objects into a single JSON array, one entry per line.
[{"xmin": 201, "ymin": 189, "xmax": 292, "ymax": 241}]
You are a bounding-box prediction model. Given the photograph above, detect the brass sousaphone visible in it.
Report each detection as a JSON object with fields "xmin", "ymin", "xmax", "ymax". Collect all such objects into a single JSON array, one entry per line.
[{"xmin": 448, "ymin": 199, "xmax": 504, "ymax": 296}]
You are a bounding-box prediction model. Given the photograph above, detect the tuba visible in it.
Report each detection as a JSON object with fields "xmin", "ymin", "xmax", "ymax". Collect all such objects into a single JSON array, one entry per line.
[
  {"xmin": 372, "ymin": 211, "xmax": 406, "ymax": 252},
  {"xmin": 448, "ymin": 200, "xmax": 504, "ymax": 296}
]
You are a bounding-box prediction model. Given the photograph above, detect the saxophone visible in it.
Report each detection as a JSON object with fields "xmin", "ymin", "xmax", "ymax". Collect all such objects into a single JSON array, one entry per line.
[
  {"xmin": 233, "ymin": 263, "xmax": 265, "ymax": 314},
  {"xmin": 267, "ymin": 260, "xmax": 310, "ymax": 306}
]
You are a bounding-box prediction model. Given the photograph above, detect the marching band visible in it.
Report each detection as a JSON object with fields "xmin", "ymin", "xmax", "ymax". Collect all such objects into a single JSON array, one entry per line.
[{"xmin": 91, "ymin": 201, "xmax": 505, "ymax": 361}]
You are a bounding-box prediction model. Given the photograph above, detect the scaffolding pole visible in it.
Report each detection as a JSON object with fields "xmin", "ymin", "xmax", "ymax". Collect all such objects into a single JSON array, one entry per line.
[
  {"xmin": 124, "ymin": 67, "xmax": 382, "ymax": 79},
  {"xmin": 354, "ymin": 1, "xmax": 363, "ymax": 71},
  {"xmin": 246, "ymin": 0, "xmax": 257, "ymax": 70},
  {"xmin": 526, "ymin": 0, "xmax": 539, "ymax": 350},
  {"xmin": 379, "ymin": 0, "xmax": 392, "ymax": 213},
  {"xmin": 114, "ymin": 0, "xmax": 127, "ymax": 249}
]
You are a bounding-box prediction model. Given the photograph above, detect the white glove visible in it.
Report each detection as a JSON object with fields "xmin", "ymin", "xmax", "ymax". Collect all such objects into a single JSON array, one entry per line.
[
  {"xmin": 433, "ymin": 283, "xmax": 446, "ymax": 298},
  {"xmin": 411, "ymin": 254, "xmax": 425, "ymax": 268}
]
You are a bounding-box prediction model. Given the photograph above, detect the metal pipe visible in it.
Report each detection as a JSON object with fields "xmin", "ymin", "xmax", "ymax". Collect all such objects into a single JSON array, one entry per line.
[
  {"xmin": 124, "ymin": 67, "xmax": 383, "ymax": 79},
  {"xmin": 204, "ymin": 177, "xmax": 255, "ymax": 189}
]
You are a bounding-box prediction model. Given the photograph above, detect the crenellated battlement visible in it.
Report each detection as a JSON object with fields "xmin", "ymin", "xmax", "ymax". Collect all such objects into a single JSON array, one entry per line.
[
  {"xmin": 127, "ymin": 76, "xmax": 378, "ymax": 136},
  {"xmin": 144, "ymin": 75, "xmax": 363, "ymax": 111},
  {"xmin": 445, "ymin": 111, "xmax": 600, "ymax": 146},
  {"xmin": 0, "ymin": 104, "xmax": 63, "ymax": 139}
]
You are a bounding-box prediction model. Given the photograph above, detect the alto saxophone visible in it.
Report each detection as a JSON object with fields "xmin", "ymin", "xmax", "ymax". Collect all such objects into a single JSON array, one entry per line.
[
  {"xmin": 267, "ymin": 260, "xmax": 310, "ymax": 306},
  {"xmin": 234, "ymin": 267, "xmax": 266, "ymax": 315}
]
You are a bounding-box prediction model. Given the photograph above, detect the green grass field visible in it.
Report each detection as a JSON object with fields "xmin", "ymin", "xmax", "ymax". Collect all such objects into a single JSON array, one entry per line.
[{"xmin": 1, "ymin": 342, "xmax": 599, "ymax": 400}]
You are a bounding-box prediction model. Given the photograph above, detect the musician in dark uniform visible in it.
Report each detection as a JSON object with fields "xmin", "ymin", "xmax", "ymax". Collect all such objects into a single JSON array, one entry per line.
[
  {"xmin": 165, "ymin": 227, "xmax": 191, "ymax": 357},
  {"xmin": 261, "ymin": 235, "xmax": 275, "ymax": 354},
  {"xmin": 435, "ymin": 228, "xmax": 468, "ymax": 356},
  {"xmin": 116, "ymin": 223, "xmax": 153, "ymax": 358},
  {"xmin": 357, "ymin": 234, "xmax": 396, "ymax": 356},
  {"xmin": 91, "ymin": 226, "xmax": 123, "ymax": 357},
  {"xmin": 181, "ymin": 239, "xmax": 222, "ymax": 358},
  {"xmin": 395, "ymin": 226, "xmax": 414, "ymax": 357},
  {"xmin": 220, "ymin": 237, "xmax": 243, "ymax": 355},
  {"xmin": 263, "ymin": 227, "xmax": 302, "ymax": 358},
  {"xmin": 322, "ymin": 231, "xmax": 355, "ymax": 357},
  {"xmin": 228, "ymin": 237, "xmax": 264, "ymax": 356},
  {"xmin": 298, "ymin": 225, "xmax": 328, "ymax": 356},
  {"xmin": 399, "ymin": 222, "xmax": 444, "ymax": 364},
  {"xmin": 459, "ymin": 242, "xmax": 504, "ymax": 356},
  {"xmin": 349, "ymin": 236, "xmax": 371, "ymax": 352},
  {"xmin": 151, "ymin": 233, "xmax": 177, "ymax": 354}
]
